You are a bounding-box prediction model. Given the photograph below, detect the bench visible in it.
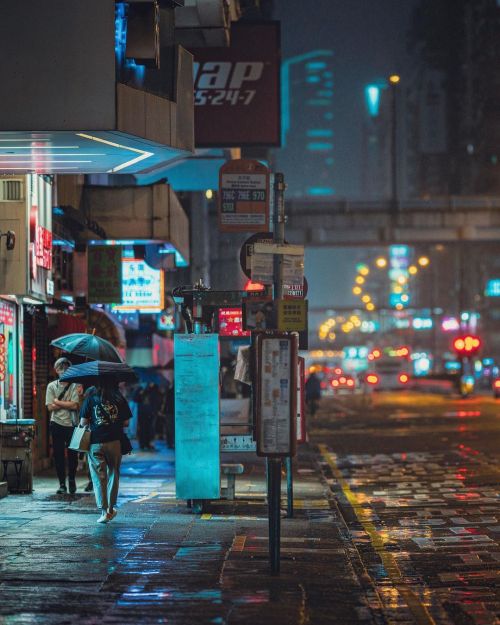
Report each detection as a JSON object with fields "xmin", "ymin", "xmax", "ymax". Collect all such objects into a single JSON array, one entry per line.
[{"xmin": 221, "ymin": 463, "xmax": 244, "ymax": 500}]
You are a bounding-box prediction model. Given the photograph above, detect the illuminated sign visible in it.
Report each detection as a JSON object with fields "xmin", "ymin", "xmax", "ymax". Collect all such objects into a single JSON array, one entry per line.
[
  {"xmin": 35, "ymin": 225, "xmax": 52, "ymax": 270},
  {"xmin": 157, "ymin": 311, "xmax": 176, "ymax": 331},
  {"xmin": 218, "ymin": 307, "xmax": 250, "ymax": 338},
  {"xmin": 114, "ymin": 259, "xmax": 164, "ymax": 312},
  {"xmin": 442, "ymin": 317, "xmax": 459, "ymax": 332},
  {"xmin": 485, "ymin": 279, "xmax": 500, "ymax": 297},
  {"xmin": 192, "ymin": 22, "xmax": 281, "ymax": 147}
]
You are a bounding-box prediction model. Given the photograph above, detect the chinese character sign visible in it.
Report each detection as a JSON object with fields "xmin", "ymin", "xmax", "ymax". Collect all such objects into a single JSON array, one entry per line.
[
  {"xmin": 114, "ymin": 258, "xmax": 164, "ymax": 312},
  {"xmin": 88, "ymin": 246, "xmax": 123, "ymax": 304}
]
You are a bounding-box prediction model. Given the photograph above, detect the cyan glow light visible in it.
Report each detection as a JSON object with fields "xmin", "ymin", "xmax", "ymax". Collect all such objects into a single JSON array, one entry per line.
[
  {"xmin": 307, "ymin": 142, "xmax": 333, "ymax": 151},
  {"xmin": 307, "ymin": 187, "xmax": 335, "ymax": 196},
  {"xmin": 412, "ymin": 317, "xmax": 433, "ymax": 330},
  {"xmin": 485, "ymin": 279, "xmax": 500, "ymax": 297},
  {"xmin": 306, "ymin": 61, "xmax": 327, "ymax": 70},
  {"xmin": 365, "ymin": 85, "xmax": 381, "ymax": 117},
  {"xmin": 307, "ymin": 129, "xmax": 333, "ymax": 138}
]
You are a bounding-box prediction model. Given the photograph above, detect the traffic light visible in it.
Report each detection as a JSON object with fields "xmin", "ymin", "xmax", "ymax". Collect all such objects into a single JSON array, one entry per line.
[{"xmin": 453, "ymin": 335, "xmax": 481, "ymax": 355}]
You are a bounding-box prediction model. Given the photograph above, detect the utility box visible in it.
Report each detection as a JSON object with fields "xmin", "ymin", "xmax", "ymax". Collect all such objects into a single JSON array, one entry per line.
[{"xmin": 174, "ymin": 334, "xmax": 220, "ymax": 500}]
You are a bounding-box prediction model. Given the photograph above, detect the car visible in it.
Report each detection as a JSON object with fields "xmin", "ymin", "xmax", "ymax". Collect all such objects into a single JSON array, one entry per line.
[{"xmin": 331, "ymin": 373, "xmax": 356, "ymax": 393}]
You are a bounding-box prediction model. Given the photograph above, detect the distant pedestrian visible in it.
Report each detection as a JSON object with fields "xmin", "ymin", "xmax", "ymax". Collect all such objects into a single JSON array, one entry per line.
[
  {"xmin": 305, "ymin": 371, "xmax": 322, "ymax": 417},
  {"xmin": 134, "ymin": 385, "xmax": 156, "ymax": 450},
  {"xmin": 46, "ymin": 357, "xmax": 80, "ymax": 494},
  {"xmin": 79, "ymin": 382, "xmax": 131, "ymax": 524}
]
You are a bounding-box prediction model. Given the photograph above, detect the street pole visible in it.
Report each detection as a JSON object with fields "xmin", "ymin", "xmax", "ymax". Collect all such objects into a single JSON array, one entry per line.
[
  {"xmin": 389, "ymin": 75, "xmax": 400, "ymax": 227},
  {"xmin": 267, "ymin": 172, "xmax": 287, "ymax": 574}
]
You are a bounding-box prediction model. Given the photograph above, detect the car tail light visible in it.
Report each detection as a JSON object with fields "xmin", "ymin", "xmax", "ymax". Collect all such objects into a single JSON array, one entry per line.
[
  {"xmin": 399, "ymin": 373, "xmax": 409, "ymax": 384},
  {"xmin": 339, "ymin": 376, "xmax": 346, "ymax": 384},
  {"xmin": 347, "ymin": 379, "xmax": 354, "ymax": 387},
  {"xmin": 494, "ymin": 380, "xmax": 500, "ymax": 389},
  {"xmin": 332, "ymin": 379, "xmax": 339, "ymax": 387},
  {"xmin": 366, "ymin": 374, "xmax": 379, "ymax": 385}
]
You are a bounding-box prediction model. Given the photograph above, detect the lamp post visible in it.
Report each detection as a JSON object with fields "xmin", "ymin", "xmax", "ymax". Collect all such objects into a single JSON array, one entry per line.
[{"xmin": 389, "ymin": 74, "xmax": 400, "ymax": 222}]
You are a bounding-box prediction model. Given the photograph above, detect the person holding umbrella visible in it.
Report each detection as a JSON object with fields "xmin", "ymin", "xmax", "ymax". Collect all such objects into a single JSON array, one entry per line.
[
  {"xmin": 46, "ymin": 357, "xmax": 81, "ymax": 494},
  {"xmin": 62, "ymin": 361, "xmax": 135, "ymax": 523}
]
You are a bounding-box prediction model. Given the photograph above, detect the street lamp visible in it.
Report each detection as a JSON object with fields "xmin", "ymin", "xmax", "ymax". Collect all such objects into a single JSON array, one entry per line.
[{"xmin": 388, "ymin": 74, "xmax": 400, "ymax": 222}]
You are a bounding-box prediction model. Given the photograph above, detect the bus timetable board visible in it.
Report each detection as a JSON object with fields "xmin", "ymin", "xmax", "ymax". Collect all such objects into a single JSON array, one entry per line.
[{"xmin": 255, "ymin": 332, "xmax": 297, "ymax": 457}]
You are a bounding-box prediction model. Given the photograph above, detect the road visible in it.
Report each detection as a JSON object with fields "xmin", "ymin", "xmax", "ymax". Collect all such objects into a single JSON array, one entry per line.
[{"xmin": 313, "ymin": 391, "xmax": 500, "ymax": 625}]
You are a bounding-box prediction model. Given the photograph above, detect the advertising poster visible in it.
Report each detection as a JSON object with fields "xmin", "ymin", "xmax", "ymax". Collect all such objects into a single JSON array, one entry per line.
[
  {"xmin": 113, "ymin": 258, "xmax": 164, "ymax": 312},
  {"xmin": 255, "ymin": 333, "xmax": 297, "ymax": 457}
]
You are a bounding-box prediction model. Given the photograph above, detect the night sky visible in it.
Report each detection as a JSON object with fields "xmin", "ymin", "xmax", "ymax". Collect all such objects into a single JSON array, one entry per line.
[
  {"xmin": 274, "ymin": 0, "xmax": 417, "ymax": 311},
  {"xmin": 275, "ymin": 0, "xmax": 416, "ymax": 199}
]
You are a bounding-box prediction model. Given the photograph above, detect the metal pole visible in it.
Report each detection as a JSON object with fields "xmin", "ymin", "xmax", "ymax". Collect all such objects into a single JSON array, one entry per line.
[
  {"xmin": 390, "ymin": 82, "xmax": 398, "ymax": 224},
  {"xmin": 268, "ymin": 458, "xmax": 281, "ymax": 574},
  {"xmin": 285, "ymin": 457, "xmax": 293, "ymax": 518}
]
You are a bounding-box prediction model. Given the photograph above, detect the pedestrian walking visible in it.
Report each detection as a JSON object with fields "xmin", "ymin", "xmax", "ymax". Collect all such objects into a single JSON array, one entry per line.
[
  {"xmin": 79, "ymin": 382, "xmax": 131, "ymax": 523},
  {"xmin": 46, "ymin": 357, "xmax": 80, "ymax": 494},
  {"xmin": 134, "ymin": 385, "xmax": 156, "ymax": 450},
  {"xmin": 305, "ymin": 371, "xmax": 322, "ymax": 417}
]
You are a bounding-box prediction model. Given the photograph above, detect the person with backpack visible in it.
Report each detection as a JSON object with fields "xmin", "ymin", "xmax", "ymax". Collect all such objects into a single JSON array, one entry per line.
[
  {"xmin": 46, "ymin": 357, "xmax": 80, "ymax": 494},
  {"xmin": 79, "ymin": 381, "xmax": 131, "ymax": 523}
]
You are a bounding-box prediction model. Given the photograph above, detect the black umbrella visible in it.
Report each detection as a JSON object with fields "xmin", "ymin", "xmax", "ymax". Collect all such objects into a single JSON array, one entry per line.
[
  {"xmin": 60, "ymin": 360, "xmax": 137, "ymax": 384},
  {"xmin": 50, "ymin": 333, "xmax": 123, "ymax": 363}
]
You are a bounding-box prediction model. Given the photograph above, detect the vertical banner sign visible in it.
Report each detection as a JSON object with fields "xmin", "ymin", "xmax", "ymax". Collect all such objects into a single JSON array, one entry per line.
[
  {"xmin": 175, "ymin": 334, "xmax": 220, "ymax": 500},
  {"xmin": 218, "ymin": 159, "xmax": 270, "ymax": 233},
  {"xmin": 255, "ymin": 332, "xmax": 297, "ymax": 457},
  {"xmin": 297, "ymin": 357, "xmax": 306, "ymax": 443},
  {"xmin": 192, "ymin": 21, "xmax": 281, "ymax": 147},
  {"xmin": 88, "ymin": 246, "xmax": 123, "ymax": 304}
]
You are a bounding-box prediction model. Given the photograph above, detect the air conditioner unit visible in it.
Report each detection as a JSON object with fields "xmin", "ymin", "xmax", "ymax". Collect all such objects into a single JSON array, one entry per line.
[{"xmin": 0, "ymin": 177, "xmax": 25, "ymax": 202}]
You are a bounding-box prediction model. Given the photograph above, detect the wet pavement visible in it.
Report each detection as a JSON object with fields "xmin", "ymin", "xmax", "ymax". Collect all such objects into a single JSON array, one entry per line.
[
  {"xmin": 0, "ymin": 441, "xmax": 379, "ymax": 625},
  {"xmin": 1, "ymin": 391, "xmax": 499, "ymax": 624},
  {"xmin": 315, "ymin": 392, "xmax": 500, "ymax": 625}
]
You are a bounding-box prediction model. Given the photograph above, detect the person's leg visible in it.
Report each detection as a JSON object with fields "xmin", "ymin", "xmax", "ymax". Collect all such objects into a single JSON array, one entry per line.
[
  {"xmin": 88, "ymin": 444, "xmax": 109, "ymax": 513},
  {"xmin": 104, "ymin": 440, "xmax": 122, "ymax": 515},
  {"xmin": 62, "ymin": 426, "xmax": 78, "ymax": 493},
  {"xmin": 50, "ymin": 422, "xmax": 67, "ymax": 491}
]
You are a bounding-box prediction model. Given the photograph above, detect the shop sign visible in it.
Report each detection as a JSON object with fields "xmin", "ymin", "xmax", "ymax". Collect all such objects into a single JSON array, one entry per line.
[
  {"xmin": 114, "ymin": 258, "xmax": 164, "ymax": 312},
  {"xmin": 35, "ymin": 225, "xmax": 52, "ymax": 270},
  {"xmin": 218, "ymin": 159, "xmax": 270, "ymax": 233},
  {"xmin": 0, "ymin": 302, "xmax": 14, "ymax": 326},
  {"xmin": 277, "ymin": 300, "xmax": 308, "ymax": 332},
  {"xmin": 88, "ymin": 246, "xmax": 123, "ymax": 304},
  {"xmin": 192, "ymin": 22, "xmax": 281, "ymax": 147},
  {"xmin": 0, "ymin": 333, "xmax": 5, "ymax": 382}
]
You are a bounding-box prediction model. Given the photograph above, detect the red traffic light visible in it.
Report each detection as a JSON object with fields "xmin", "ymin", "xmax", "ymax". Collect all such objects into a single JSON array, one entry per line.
[{"xmin": 453, "ymin": 335, "xmax": 481, "ymax": 354}]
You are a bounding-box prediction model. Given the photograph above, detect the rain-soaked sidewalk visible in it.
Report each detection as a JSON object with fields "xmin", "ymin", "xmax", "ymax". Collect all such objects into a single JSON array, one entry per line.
[{"xmin": 0, "ymin": 441, "xmax": 383, "ymax": 625}]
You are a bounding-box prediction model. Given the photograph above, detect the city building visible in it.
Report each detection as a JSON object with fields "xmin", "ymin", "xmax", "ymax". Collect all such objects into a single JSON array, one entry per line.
[{"xmin": 277, "ymin": 50, "xmax": 335, "ymax": 199}]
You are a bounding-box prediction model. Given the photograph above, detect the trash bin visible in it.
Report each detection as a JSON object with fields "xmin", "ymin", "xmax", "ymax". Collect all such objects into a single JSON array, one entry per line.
[{"xmin": 0, "ymin": 420, "xmax": 35, "ymax": 493}]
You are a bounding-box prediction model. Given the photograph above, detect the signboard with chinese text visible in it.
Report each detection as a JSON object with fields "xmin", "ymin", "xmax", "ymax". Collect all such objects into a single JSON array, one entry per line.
[
  {"xmin": 88, "ymin": 246, "xmax": 123, "ymax": 304},
  {"xmin": 218, "ymin": 159, "xmax": 270, "ymax": 233},
  {"xmin": 113, "ymin": 259, "xmax": 164, "ymax": 312},
  {"xmin": 192, "ymin": 22, "xmax": 281, "ymax": 147},
  {"xmin": 35, "ymin": 225, "xmax": 52, "ymax": 270},
  {"xmin": 218, "ymin": 307, "xmax": 250, "ymax": 338},
  {"xmin": 277, "ymin": 300, "xmax": 308, "ymax": 332},
  {"xmin": 255, "ymin": 332, "xmax": 297, "ymax": 457}
]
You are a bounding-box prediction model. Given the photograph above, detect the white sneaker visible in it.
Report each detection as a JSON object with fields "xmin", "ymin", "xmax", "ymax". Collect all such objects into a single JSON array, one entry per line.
[{"xmin": 97, "ymin": 512, "xmax": 109, "ymax": 524}]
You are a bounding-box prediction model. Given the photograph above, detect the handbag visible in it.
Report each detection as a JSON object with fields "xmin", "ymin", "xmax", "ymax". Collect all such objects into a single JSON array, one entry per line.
[
  {"xmin": 69, "ymin": 426, "xmax": 91, "ymax": 453},
  {"xmin": 120, "ymin": 431, "xmax": 133, "ymax": 455}
]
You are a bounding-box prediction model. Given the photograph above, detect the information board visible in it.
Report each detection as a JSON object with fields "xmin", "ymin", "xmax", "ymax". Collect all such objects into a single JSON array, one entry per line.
[
  {"xmin": 174, "ymin": 334, "xmax": 220, "ymax": 500},
  {"xmin": 255, "ymin": 332, "xmax": 297, "ymax": 457},
  {"xmin": 218, "ymin": 159, "xmax": 270, "ymax": 233}
]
